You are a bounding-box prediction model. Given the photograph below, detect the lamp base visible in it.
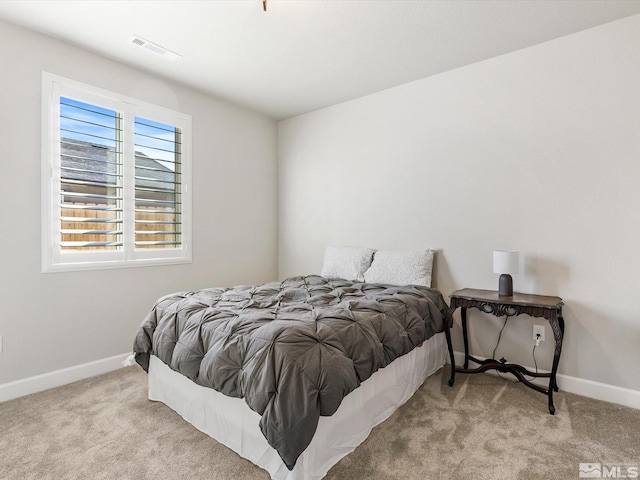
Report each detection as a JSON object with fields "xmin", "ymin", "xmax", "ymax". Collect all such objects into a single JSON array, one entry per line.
[{"xmin": 498, "ymin": 274, "xmax": 513, "ymax": 297}]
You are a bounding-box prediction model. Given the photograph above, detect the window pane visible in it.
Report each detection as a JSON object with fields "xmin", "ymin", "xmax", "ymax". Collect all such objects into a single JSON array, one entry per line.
[
  {"xmin": 60, "ymin": 98, "xmax": 123, "ymax": 250},
  {"xmin": 43, "ymin": 73, "xmax": 192, "ymax": 271},
  {"xmin": 134, "ymin": 116, "xmax": 181, "ymax": 249}
]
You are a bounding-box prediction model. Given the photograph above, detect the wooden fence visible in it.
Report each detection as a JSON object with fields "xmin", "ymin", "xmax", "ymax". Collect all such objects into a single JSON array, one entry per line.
[{"xmin": 61, "ymin": 206, "xmax": 178, "ymax": 249}]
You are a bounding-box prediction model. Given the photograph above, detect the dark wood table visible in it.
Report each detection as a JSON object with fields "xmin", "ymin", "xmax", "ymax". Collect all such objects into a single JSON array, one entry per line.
[{"xmin": 446, "ymin": 288, "xmax": 565, "ymax": 414}]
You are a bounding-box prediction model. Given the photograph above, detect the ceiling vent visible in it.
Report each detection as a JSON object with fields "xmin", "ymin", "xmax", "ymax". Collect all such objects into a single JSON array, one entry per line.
[{"xmin": 129, "ymin": 35, "xmax": 182, "ymax": 62}]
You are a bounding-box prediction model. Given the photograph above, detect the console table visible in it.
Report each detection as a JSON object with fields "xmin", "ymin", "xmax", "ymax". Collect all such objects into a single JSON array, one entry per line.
[{"xmin": 447, "ymin": 288, "xmax": 564, "ymax": 414}]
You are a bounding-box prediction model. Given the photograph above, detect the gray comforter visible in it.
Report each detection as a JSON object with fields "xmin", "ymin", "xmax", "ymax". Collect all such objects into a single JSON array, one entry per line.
[{"xmin": 133, "ymin": 275, "xmax": 452, "ymax": 470}]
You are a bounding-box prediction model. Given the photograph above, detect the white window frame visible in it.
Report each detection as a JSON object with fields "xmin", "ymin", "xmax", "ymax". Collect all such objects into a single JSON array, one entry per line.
[{"xmin": 42, "ymin": 72, "xmax": 192, "ymax": 272}]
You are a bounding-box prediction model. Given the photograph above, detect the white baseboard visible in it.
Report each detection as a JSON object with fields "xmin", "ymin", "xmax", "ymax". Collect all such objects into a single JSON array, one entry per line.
[
  {"xmin": 0, "ymin": 352, "xmax": 132, "ymax": 403},
  {"xmin": 4, "ymin": 350, "xmax": 640, "ymax": 412},
  {"xmin": 449, "ymin": 351, "xmax": 640, "ymax": 411}
]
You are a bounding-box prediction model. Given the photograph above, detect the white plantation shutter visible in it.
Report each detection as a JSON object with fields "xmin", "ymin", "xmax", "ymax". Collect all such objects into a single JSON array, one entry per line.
[
  {"xmin": 134, "ymin": 117, "xmax": 182, "ymax": 249},
  {"xmin": 42, "ymin": 73, "xmax": 191, "ymax": 272},
  {"xmin": 59, "ymin": 98, "xmax": 124, "ymax": 250}
]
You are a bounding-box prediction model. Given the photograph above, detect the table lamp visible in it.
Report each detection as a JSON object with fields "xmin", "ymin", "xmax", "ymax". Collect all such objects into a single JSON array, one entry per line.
[{"xmin": 493, "ymin": 250, "xmax": 519, "ymax": 296}]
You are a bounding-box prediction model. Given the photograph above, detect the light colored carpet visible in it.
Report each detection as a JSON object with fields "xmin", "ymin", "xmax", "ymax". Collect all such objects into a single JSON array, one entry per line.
[{"xmin": 1, "ymin": 365, "xmax": 638, "ymax": 480}]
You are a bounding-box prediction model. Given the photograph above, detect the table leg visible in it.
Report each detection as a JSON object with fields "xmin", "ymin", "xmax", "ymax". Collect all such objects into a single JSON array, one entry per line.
[
  {"xmin": 461, "ymin": 307, "xmax": 469, "ymax": 369},
  {"xmin": 548, "ymin": 309, "xmax": 565, "ymax": 415},
  {"xmin": 445, "ymin": 325, "xmax": 455, "ymax": 387}
]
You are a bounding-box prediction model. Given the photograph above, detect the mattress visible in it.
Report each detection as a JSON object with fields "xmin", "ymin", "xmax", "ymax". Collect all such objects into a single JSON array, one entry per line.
[{"xmin": 148, "ymin": 330, "xmax": 448, "ymax": 480}]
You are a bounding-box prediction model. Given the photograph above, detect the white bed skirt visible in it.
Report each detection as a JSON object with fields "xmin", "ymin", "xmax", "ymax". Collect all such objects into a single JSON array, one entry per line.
[{"xmin": 148, "ymin": 331, "xmax": 447, "ymax": 480}]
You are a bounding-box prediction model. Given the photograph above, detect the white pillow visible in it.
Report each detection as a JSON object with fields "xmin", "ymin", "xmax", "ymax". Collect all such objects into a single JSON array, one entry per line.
[
  {"xmin": 321, "ymin": 245, "xmax": 375, "ymax": 282},
  {"xmin": 364, "ymin": 249, "xmax": 435, "ymax": 287}
]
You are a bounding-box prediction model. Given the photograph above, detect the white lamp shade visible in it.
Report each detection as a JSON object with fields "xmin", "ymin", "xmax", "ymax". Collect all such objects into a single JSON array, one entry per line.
[{"xmin": 493, "ymin": 250, "xmax": 519, "ymax": 274}]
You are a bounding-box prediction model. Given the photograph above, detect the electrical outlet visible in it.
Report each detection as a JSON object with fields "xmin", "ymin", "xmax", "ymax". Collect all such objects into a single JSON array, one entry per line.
[{"xmin": 533, "ymin": 325, "xmax": 545, "ymax": 342}]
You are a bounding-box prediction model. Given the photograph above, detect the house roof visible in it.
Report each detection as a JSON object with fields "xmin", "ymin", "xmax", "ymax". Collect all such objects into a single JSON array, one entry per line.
[{"xmin": 61, "ymin": 139, "xmax": 176, "ymax": 202}]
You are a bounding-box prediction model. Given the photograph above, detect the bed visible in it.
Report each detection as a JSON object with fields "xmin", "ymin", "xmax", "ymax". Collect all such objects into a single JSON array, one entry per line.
[{"xmin": 133, "ymin": 247, "xmax": 454, "ymax": 480}]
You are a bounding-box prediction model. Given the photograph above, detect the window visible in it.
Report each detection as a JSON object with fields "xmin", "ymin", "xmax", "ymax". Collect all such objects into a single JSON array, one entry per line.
[{"xmin": 42, "ymin": 73, "xmax": 191, "ymax": 272}]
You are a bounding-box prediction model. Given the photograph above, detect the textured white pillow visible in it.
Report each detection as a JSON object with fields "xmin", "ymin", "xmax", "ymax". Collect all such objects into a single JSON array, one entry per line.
[
  {"xmin": 364, "ymin": 249, "xmax": 435, "ymax": 287},
  {"xmin": 321, "ymin": 245, "xmax": 375, "ymax": 282}
]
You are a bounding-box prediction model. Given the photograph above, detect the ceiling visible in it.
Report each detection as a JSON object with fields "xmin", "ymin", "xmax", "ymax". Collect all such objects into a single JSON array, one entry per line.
[{"xmin": 1, "ymin": 1, "xmax": 639, "ymax": 120}]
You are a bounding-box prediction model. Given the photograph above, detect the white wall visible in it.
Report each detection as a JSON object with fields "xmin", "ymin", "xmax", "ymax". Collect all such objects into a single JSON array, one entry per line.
[
  {"xmin": 279, "ymin": 15, "xmax": 640, "ymax": 392},
  {"xmin": 0, "ymin": 20, "xmax": 278, "ymax": 385}
]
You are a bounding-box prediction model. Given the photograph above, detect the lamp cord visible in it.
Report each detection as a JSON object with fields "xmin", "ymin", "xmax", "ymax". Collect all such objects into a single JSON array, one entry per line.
[
  {"xmin": 492, "ymin": 315, "xmax": 541, "ymax": 383},
  {"xmin": 492, "ymin": 315, "xmax": 511, "ymax": 360}
]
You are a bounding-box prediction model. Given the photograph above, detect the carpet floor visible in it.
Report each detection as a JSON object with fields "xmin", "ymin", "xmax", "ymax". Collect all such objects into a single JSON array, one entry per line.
[{"xmin": 1, "ymin": 365, "xmax": 638, "ymax": 480}]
